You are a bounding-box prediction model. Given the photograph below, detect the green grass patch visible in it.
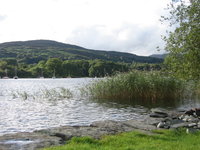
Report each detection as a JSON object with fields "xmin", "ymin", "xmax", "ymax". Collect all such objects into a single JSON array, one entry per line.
[{"xmin": 43, "ymin": 129, "xmax": 200, "ymax": 150}]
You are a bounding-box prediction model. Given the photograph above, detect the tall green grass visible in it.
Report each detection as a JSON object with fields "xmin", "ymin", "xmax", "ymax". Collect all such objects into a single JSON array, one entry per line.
[{"xmin": 86, "ymin": 71, "xmax": 190, "ymax": 102}]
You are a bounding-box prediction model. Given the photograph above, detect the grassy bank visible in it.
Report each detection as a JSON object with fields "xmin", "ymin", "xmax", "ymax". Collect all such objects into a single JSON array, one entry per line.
[
  {"xmin": 85, "ymin": 71, "xmax": 189, "ymax": 102},
  {"xmin": 43, "ymin": 129, "xmax": 200, "ymax": 150}
]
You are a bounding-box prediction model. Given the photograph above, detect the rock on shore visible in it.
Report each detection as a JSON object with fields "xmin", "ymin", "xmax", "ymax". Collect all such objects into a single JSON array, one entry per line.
[
  {"xmin": 150, "ymin": 108, "xmax": 200, "ymax": 131},
  {"xmin": 0, "ymin": 119, "xmax": 156, "ymax": 150}
]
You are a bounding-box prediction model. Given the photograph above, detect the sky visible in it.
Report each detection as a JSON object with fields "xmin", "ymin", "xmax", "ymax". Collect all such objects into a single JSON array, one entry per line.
[{"xmin": 0, "ymin": 0, "xmax": 170, "ymax": 56}]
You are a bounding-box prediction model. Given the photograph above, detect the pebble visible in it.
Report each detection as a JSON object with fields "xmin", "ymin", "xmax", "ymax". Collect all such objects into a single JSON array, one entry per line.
[
  {"xmin": 197, "ymin": 122, "xmax": 200, "ymax": 128},
  {"xmin": 157, "ymin": 122, "xmax": 165, "ymax": 128},
  {"xmin": 188, "ymin": 123, "xmax": 197, "ymax": 127}
]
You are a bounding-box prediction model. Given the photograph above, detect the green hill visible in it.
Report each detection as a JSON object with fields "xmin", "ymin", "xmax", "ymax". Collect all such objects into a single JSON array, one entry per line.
[
  {"xmin": 150, "ymin": 54, "xmax": 168, "ymax": 59},
  {"xmin": 0, "ymin": 40, "xmax": 163, "ymax": 64}
]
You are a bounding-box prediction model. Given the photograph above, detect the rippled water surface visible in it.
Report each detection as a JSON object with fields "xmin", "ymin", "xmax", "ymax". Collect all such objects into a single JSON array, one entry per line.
[
  {"xmin": 0, "ymin": 78, "xmax": 149, "ymax": 135},
  {"xmin": 1, "ymin": 78, "xmax": 200, "ymax": 136}
]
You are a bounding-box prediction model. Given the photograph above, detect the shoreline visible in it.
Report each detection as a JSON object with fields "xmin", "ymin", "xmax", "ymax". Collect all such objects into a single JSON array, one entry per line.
[{"xmin": 0, "ymin": 108, "xmax": 200, "ymax": 150}]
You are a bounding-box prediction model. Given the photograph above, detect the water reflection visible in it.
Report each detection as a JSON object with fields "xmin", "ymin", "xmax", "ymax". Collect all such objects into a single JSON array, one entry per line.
[{"xmin": 91, "ymin": 96, "xmax": 200, "ymax": 110}]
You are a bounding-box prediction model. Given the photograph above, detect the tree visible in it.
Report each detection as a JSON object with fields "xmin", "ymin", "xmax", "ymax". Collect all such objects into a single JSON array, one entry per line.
[
  {"xmin": 46, "ymin": 58, "xmax": 63, "ymax": 77},
  {"xmin": 62, "ymin": 60, "xmax": 89, "ymax": 77},
  {"xmin": 0, "ymin": 61, "xmax": 7, "ymax": 77},
  {"xmin": 3, "ymin": 58, "xmax": 18, "ymax": 66},
  {"xmin": 88, "ymin": 60, "xmax": 128, "ymax": 77},
  {"xmin": 29, "ymin": 60, "xmax": 47, "ymax": 77},
  {"xmin": 162, "ymin": 0, "xmax": 200, "ymax": 80},
  {"xmin": 0, "ymin": 61, "xmax": 7, "ymax": 70}
]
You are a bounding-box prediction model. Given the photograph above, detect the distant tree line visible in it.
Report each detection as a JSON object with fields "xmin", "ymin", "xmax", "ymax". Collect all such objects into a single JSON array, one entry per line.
[{"xmin": 0, "ymin": 58, "xmax": 162, "ymax": 78}]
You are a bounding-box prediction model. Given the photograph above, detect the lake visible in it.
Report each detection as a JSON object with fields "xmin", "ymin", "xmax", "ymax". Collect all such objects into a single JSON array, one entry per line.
[{"xmin": 0, "ymin": 78, "xmax": 200, "ymax": 135}]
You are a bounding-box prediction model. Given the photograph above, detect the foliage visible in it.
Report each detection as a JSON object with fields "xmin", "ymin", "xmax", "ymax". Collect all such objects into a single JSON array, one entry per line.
[
  {"xmin": 43, "ymin": 129, "xmax": 200, "ymax": 150},
  {"xmin": 46, "ymin": 58, "xmax": 63, "ymax": 77},
  {"xmin": 88, "ymin": 60, "xmax": 129, "ymax": 77},
  {"xmin": 162, "ymin": 0, "xmax": 200, "ymax": 80},
  {"xmin": 130, "ymin": 63, "xmax": 162, "ymax": 71},
  {"xmin": 0, "ymin": 58, "xmax": 133, "ymax": 78},
  {"xmin": 62, "ymin": 60, "xmax": 90, "ymax": 77}
]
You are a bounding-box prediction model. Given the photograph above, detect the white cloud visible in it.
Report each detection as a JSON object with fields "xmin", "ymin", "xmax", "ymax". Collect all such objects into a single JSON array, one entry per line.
[
  {"xmin": 0, "ymin": 15, "xmax": 6, "ymax": 21},
  {"xmin": 66, "ymin": 23, "xmax": 166, "ymax": 56},
  {"xmin": 0, "ymin": 0, "xmax": 170, "ymax": 55}
]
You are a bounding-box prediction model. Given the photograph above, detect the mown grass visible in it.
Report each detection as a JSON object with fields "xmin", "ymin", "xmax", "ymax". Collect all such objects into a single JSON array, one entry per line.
[
  {"xmin": 85, "ymin": 71, "xmax": 190, "ymax": 102},
  {"xmin": 43, "ymin": 129, "xmax": 200, "ymax": 150}
]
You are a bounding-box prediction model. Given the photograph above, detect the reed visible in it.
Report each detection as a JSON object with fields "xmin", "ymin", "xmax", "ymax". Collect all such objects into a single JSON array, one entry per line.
[
  {"xmin": 11, "ymin": 87, "xmax": 73, "ymax": 101},
  {"xmin": 40, "ymin": 87, "xmax": 73, "ymax": 100},
  {"xmin": 86, "ymin": 71, "xmax": 189, "ymax": 101}
]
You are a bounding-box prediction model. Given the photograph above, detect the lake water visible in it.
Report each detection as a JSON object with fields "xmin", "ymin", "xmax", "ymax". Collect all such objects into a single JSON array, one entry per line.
[
  {"xmin": 0, "ymin": 78, "xmax": 200, "ymax": 135},
  {"xmin": 0, "ymin": 78, "xmax": 148, "ymax": 135}
]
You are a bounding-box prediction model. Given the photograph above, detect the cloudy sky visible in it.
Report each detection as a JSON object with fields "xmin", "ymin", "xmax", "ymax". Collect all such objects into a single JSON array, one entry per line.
[{"xmin": 0, "ymin": 0, "xmax": 170, "ymax": 56}]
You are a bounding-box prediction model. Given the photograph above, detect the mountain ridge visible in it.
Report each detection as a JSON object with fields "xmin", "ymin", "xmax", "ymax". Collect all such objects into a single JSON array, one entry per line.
[
  {"xmin": 150, "ymin": 53, "xmax": 168, "ymax": 59},
  {"xmin": 0, "ymin": 39, "xmax": 163, "ymax": 64}
]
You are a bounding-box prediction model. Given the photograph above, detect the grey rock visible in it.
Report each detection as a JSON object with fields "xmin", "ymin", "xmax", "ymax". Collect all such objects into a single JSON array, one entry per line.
[
  {"xmin": 197, "ymin": 122, "xmax": 200, "ymax": 128},
  {"xmin": 123, "ymin": 119, "xmax": 157, "ymax": 131},
  {"xmin": 189, "ymin": 118, "xmax": 199, "ymax": 123},
  {"xmin": 185, "ymin": 108, "xmax": 200, "ymax": 117},
  {"xmin": 177, "ymin": 109, "xmax": 187, "ymax": 113},
  {"xmin": 38, "ymin": 120, "xmax": 136, "ymax": 140},
  {"xmin": 185, "ymin": 109, "xmax": 195, "ymax": 116},
  {"xmin": 163, "ymin": 118, "xmax": 172, "ymax": 124},
  {"xmin": 151, "ymin": 108, "xmax": 169, "ymax": 115},
  {"xmin": 182, "ymin": 115, "xmax": 192, "ymax": 122},
  {"xmin": 157, "ymin": 122, "xmax": 165, "ymax": 128},
  {"xmin": 171, "ymin": 122, "xmax": 190, "ymax": 129},
  {"xmin": 188, "ymin": 123, "xmax": 197, "ymax": 127},
  {"xmin": 170, "ymin": 119, "xmax": 184, "ymax": 125},
  {"xmin": 150, "ymin": 113, "xmax": 168, "ymax": 118},
  {"xmin": 0, "ymin": 132, "xmax": 61, "ymax": 150},
  {"xmin": 168, "ymin": 111, "xmax": 183, "ymax": 119},
  {"xmin": 182, "ymin": 115, "xmax": 198, "ymax": 122},
  {"xmin": 178, "ymin": 115, "xmax": 185, "ymax": 120},
  {"xmin": 195, "ymin": 108, "xmax": 200, "ymax": 116},
  {"xmin": 157, "ymin": 122, "xmax": 170, "ymax": 129},
  {"xmin": 142, "ymin": 116, "xmax": 163, "ymax": 126}
]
